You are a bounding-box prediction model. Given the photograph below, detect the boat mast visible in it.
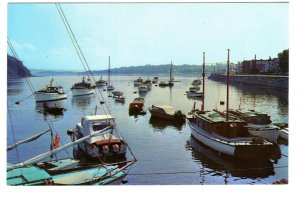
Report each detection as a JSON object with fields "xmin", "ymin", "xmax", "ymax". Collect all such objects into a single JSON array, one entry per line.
[
  {"xmin": 226, "ymin": 49, "xmax": 230, "ymax": 121},
  {"xmin": 202, "ymin": 52, "xmax": 205, "ymax": 112},
  {"xmin": 108, "ymin": 56, "xmax": 111, "ymax": 86}
]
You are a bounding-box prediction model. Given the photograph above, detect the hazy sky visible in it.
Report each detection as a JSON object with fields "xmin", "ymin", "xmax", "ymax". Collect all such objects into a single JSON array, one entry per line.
[{"xmin": 7, "ymin": 3, "xmax": 288, "ymax": 71}]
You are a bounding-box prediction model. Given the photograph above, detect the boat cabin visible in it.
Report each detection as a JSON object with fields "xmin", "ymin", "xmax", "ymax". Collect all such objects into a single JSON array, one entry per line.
[
  {"xmin": 194, "ymin": 111, "xmax": 249, "ymax": 138},
  {"xmin": 76, "ymin": 115, "xmax": 115, "ymax": 144}
]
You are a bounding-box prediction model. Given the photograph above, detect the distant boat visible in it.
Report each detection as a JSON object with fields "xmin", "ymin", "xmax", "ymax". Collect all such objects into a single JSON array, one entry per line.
[
  {"xmin": 149, "ymin": 105, "xmax": 185, "ymax": 123},
  {"xmin": 186, "ymin": 87, "xmax": 203, "ymax": 98},
  {"xmin": 67, "ymin": 114, "xmax": 127, "ymax": 160},
  {"xmin": 138, "ymin": 84, "xmax": 148, "ymax": 92},
  {"xmin": 133, "ymin": 77, "xmax": 143, "ymax": 86},
  {"xmin": 191, "ymin": 78, "xmax": 201, "ymax": 86},
  {"xmin": 34, "ymin": 78, "xmax": 67, "ymax": 102},
  {"xmin": 71, "ymin": 76, "xmax": 96, "ymax": 96},
  {"xmin": 152, "ymin": 77, "xmax": 159, "ymax": 84},
  {"xmin": 114, "ymin": 95, "xmax": 125, "ymax": 103},
  {"xmin": 159, "ymin": 61, "xmax": 174, "ymax": 87},
  {"xmin": 107, "ymin": 56, "xmax": 115, "ymax": 91},
  {"xmin": 95, "ymin": 75, "xmax": 107, "ymax": 86},
  {"xmin": 112, "ymin": 90, "xmax": 124, "ymax": 97}
]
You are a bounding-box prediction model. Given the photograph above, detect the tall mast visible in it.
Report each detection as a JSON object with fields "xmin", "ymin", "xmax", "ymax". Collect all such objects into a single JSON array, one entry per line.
[
  {"xmin": 226, "ymin": 49, "xmax": 230, "ymax": 121},
  {"xmin": 108, "ymin": 56, "xmax": 110, "ymax": 86},
  {"xmin": 202, "ymin": 52, "xmax": 205, "ymax": 112}
]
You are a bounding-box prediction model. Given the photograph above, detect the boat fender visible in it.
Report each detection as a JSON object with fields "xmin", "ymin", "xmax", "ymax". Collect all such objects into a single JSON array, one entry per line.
[
  {"xmin": 102, "ymin": 145, "xmax": 109, "ymax": 154},
  {"xmin": 112, "ymin": 144, "xmax": 120, "ymax": 153}
]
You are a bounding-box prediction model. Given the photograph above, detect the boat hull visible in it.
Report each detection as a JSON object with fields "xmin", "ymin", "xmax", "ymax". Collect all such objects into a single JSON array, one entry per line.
[
  {"xmin": 188, "ymin": 121, "xmax": 276, "ymax": 160},
  {"xmin": 149, "ymin": 108, "xmax": 185, "ymax": 122},
  {"xmin": 280, "ymin": 128, "xmax": 288, "ymax": 140},
  {"xmin": 248, "ymin": 127, "xmax": 280, "ymax": 143},
  {"xmin": 71, "ymin": 88, "xmax": 95, "ymax": 96},
  {"xmin": 35, "ymin": 92, "xmax": 67, "ymax": 102}
]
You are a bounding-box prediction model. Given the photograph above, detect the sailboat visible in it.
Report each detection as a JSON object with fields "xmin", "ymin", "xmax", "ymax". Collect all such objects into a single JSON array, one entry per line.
[
  {"xmin": 187, "ymin": 50, "xmax": 278, "ymax": 161},
  {"xmin": 7, "ymin": 127, "xmax": 135, "ymax": 185},
  {"xmin": 159, "ymin": 61, "xmax": 174, "ymax": 87},
  {"xmin": 107, "ymin": 56, "xmax": 115, "ymax": 91}
]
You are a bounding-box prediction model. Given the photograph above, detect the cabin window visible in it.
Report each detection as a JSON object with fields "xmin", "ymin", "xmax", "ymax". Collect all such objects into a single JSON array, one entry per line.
[{"xmin": 92, "ymin": 122, "xmax": 110, "ymax": 131}]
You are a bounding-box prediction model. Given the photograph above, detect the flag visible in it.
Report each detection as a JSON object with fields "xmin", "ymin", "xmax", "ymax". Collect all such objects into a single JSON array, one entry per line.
[{"xmin": 53, "ymin": 134, "xmax": 60, "ymax": 149}]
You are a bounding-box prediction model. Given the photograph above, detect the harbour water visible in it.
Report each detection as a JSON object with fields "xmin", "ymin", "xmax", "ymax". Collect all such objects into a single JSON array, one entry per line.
[{"xmin": 7, "ymin": 75, "xmax": 288, "ymax": 185}]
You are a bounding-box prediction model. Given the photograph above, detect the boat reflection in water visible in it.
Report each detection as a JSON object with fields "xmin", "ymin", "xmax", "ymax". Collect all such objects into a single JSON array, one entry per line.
[
  {"xmin": 71, "ymin": 94, "xmax": 94, "ymax": 110},
  {"xmin": 148, "ymin": 116, "xmax": 185, "ymax": 132},
  {"xmin": 186, "ymin": 136, "xmax": 276, "ymax": 182},
  {"xmin": 36, "ymin": 100, "xmax": 66, "ymax": 117}
]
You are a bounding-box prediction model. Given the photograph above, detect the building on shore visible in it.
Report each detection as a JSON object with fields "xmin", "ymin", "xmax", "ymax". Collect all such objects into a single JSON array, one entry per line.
[{"xmin": 235, "ymin": 55, "xmax": 279, "ymax": 74}]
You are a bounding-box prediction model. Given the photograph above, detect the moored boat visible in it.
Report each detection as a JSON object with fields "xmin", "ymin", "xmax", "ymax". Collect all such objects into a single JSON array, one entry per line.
[
  {"xmin": 133, "ymin": 77, "xmax": 143, "ymax": 86},
  {"xmin": 34, "ymin": 79, "xmax": 67, "ymax": 102},
  {"xmin": 187, "ymin": 50, "xmax": 278, "ymax": 161},
  {"xmin": 71, "ymin": 77, "xmax": 96, "ymax": 96},
  {"xmin": 43, "ymin": 102, "xmax": 66, "ymax": 115},
  {"xmin": 149, "ymin": 105, "xmax": 185, "ymax": 123},
  {"xmin": 129, "ymin": 97, "xmax": 145, "ymax": 114},
  {"xmin": 138, "ymin": 84, "xmax": 148, "ymax": 92},
  {"xmin": 191, "ymin": 78, "xmax": 201, "ymax": 86},
  {"xmin": 226, "ymin": 109, "xmax": 280, "ymax": 143},
  {"xmin": 152, "ymin": 77, "xmax": 159, "ymax": 84},
  {"xmin": 67, "ymin": 114, "xmax": 127, "ymax": 160},
  {"xmin": 95, "ymin": 75, "xmax": 107, "ymax": 86}
]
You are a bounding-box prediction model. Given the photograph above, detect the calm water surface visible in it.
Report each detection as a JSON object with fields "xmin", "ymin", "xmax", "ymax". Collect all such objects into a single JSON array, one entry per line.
[{"xmin": 7, "ymin": 75, "xmax": 288, "ymax": 185}]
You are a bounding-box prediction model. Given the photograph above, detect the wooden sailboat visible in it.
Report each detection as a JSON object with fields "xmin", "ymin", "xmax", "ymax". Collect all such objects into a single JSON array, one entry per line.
[{"xmin": 187, "ymin": 50, "xmax": 278, "ymax": 161}]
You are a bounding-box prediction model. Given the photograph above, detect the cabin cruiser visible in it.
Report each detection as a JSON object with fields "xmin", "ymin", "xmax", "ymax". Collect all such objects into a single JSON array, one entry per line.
[
  {"xmin": 34, "ymin": 79, "xmax": 67, "ymax": 102},
  {"xmin": 67, "ymin": 114, "xmax": 127, "ymax": 160},
  {"xmin": 133, "ymin": 77, "xmax": 143, "ymax": 86},
  {"xmin": 138, "ymin": 84, "xmax": 148, "ymax": 92},
  {"xmin": 95, "ymin": 75, "xmax": 107, "ymax": 86},
  {"xmin": 71, "ymin": 77, "xmax": 96, "ymax": 96}
]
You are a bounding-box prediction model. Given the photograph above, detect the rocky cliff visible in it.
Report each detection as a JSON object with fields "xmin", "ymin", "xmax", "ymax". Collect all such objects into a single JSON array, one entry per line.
[{"xmin": 7, "ymin": 55, "xmax": 32, "ymax": 78}]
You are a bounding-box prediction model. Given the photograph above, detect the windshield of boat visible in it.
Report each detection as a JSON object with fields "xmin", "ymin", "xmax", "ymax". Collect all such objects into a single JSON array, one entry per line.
[{"xmin": 92, "ymin": 121, "xmax": 111, "ymax": 131}]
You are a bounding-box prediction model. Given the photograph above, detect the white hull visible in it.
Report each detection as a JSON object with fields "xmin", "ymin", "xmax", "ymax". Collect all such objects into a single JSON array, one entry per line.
[
  {"xmin": 188, "ymin": 121, "xmax": 235, "ymax": 156},
  {"xmin": 71, "ymin": 88, "xmax": 95, "ymax": 96},
  {"xmin": 248, "ymin": 127, "xmax": 280, "ymax": 143},
  {"xmin": 280, "ymin": 128, "xmax": 288, "ymax": 140},
  {"xmin": 35, "ymin": 92, "xmax": 67, "ymax": 102},
  {"xmin": 187, "ymin": 92, "xmax": 203, "ymax": 98}
]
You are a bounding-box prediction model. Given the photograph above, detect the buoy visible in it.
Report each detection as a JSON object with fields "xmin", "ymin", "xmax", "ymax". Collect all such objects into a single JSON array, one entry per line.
[
  {"xmin": 15, "ymin": 101, "xmax": 20, "ymax": 105},
  {"xmin": 100, "ymin": 101, "xmax": 105, "ymax": 104},
  {"xmin": 220, "ymin": 101, "xmax": 225, "ymax": 105}
]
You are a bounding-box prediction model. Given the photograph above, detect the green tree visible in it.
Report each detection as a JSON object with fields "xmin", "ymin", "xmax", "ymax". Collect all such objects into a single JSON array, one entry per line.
[{"xmin": 278, "ymin": 49, "xmax": 289, "ymax": 74}]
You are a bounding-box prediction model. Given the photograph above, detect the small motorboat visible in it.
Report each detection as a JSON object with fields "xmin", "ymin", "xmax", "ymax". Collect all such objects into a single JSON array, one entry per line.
[
  {"xmin": 138, "ymin": 84, "xmax": 148, "ymax": 92},
  {"xmin": 152, "ymin": 77, "xmax": 159, "ymax": 84},
  {"xmin": 95, "ymin": 75, "xmax": 107, "ymax": 86},
  {"xmin": 67, "ymin": 114, "xmax": 127, "ymax": 160},
  {"xmin": 114, "ymin": 95, "xmax": 125, "ymax": 103},
  {"xmin": 112, "ymin": 90, "xmax": 124, "ymax": 97},
  {"xmin": 43, "ymin": 102, "xmax": 66, "ymax": 115},
  {"xmin": 149, "ymin": 105, "xmax": 185, "ymax": 123},
  {"xmin": 129, "ymin": 97, "xmax": 145, "ymax": 114},
  {"xmin": 133, "ymin": 77, "xmax": 143, "ymax": 86}
]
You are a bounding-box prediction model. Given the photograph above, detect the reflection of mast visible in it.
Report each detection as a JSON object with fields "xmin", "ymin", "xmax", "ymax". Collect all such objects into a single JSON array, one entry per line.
[
  {"xmin": 201, "ymin": 52, "xmax": 205, "ymax": 111},
  {"xmin": 108, "ymin": 56, "xmax": 110, "ymax": 86},
  {"xmin": 169, "ymin": 61, "xmax": 173, "ymax": 82},
  {"xmin": 226, "ymin": 49, "xmax": 230, "ymax": 121}
]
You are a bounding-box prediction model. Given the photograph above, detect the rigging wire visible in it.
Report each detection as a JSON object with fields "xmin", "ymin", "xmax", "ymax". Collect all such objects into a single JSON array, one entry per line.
[
  {"xmin": 55, "ymin": 3, "xmax": 111, "ymax": 116},
  {"xmin": 7, "ymin": 38, "xmax": 35, "ymax": 94},
  {"xmin": 55, "ymin": 3, "xmax": 137, "ymax": 163}
]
